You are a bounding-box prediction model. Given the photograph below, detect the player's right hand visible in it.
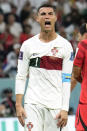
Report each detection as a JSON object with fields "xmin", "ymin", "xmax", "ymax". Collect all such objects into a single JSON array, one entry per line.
[{"xmin": 16, "ymin": 105, "xmax": 27, "ymax": 127}]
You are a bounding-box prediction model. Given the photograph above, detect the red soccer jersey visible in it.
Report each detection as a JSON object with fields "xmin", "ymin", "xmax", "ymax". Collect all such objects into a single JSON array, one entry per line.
[{"xmin": 74, "ymin": 39, "xmax": 87, "ymax": 104}]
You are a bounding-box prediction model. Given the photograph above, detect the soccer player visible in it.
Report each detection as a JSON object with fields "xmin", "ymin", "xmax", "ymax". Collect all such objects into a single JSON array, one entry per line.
[
  {"xmin": 15, "ymin": 4, "xmax": 73, "ymax": 131},
  {"xmin": 71, "ymin": 23, "xmax": 87, "ymax": 131}
]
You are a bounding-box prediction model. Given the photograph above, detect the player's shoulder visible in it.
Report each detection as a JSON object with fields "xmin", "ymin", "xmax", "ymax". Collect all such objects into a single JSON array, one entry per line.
[
  {"xmin": 79, "ymin": 39, "xmax": 87, "ymax": 50},
  {"xmin": 22, "ymin": 34, "xmax": 38, "ymax": 48},
  {"xmin": 80, "ymin": 39, "xmax": 87, "ymax": 45},
  {"xmin": 57, "ymin": 34, "xmax": 72, "ymax": 49}
]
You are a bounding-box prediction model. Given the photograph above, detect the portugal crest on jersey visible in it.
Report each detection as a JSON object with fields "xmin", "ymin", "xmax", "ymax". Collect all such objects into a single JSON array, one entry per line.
[
  {"xmin": 51, "ymin": 47, "xmax": 58, "ymax": 56},
  {"xmin": 27, "ymin": 122, "xmax": 33, "ymax": 131}
]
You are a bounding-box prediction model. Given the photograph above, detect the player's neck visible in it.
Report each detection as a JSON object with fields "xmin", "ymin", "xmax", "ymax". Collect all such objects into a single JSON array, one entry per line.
[{"xmin": 39, "ymin": 31, "xmax": 57, "ymax": 43}]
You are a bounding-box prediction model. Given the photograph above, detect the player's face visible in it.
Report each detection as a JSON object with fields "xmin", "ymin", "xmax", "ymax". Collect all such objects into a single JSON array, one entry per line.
[
  {"xmin": 78, "ymin": 32, "xmax": 87, "ymax": 42},
  {"xmin": 37, "ymin": 7, "xmax": 57, "ymax": 32}
]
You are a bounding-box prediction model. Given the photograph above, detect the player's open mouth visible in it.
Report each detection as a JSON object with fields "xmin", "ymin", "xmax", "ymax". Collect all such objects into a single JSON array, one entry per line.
[{"xmin": 45, "ymin": 21, "xmax": 51, "ymax": 27}]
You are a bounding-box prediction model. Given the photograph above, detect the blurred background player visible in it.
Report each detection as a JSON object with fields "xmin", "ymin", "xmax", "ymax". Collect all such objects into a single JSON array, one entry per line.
[
  {"xmin": 15, "ymin": 4, "xmax": 73, "ymax": 131},
  {"xmin": 0, "ymin": 88, "xmax": 16, "ymax": 117},
  {"xmin": 71, "ymin": 23, "xmax": 87, "ymax": 131}
]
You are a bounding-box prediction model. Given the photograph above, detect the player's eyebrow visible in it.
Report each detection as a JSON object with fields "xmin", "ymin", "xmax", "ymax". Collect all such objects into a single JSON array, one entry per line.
[
  {"xmin": 40, "ymin": 11, "xmax": 54, "ymax": 16},
  {"xmin": 48, "ymin": 12, "xmax": 54, "ymax": 15},
  {"xmin": 40, "ymin": 12, "xmax": 46, "ymax": 15}
]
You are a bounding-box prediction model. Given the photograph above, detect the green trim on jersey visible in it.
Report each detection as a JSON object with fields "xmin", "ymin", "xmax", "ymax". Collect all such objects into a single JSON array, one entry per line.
[{"xmin": 29, "ymin": 57, "xmax": 40, "ymax": 68}]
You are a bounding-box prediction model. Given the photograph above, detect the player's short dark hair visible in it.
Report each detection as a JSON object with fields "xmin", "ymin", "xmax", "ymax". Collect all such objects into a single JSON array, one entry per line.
[
  {"xmin": 80, "ymin": 23, "xmax": 87, "ymax": 35},
  {"xmin": 37, "ymin": 4, "xmax": 56, "ymax": 13}
]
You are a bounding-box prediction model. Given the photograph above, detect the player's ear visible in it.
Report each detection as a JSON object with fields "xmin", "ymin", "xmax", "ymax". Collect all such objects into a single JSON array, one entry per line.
[
  {"xmin": 36, "ymin": 15, "xmax": 39, "ymax": 23},
  {"xmin": 36, "ymin": 12, "xmax": 40, "ymax": 23},
  {"xmin": 83, "ymin": 32, "xmax": 87, "ymax": 40},
  {"xmin": 85, "ymin": 32, "xmax": 87, "ymax": 36},
  {"xmin": 36, "ymin": 16, "xmax": 38, "ymax": 22},
  {"xmin": 54, "ymin": 15, "xmax": 57, "ymax": 22}
]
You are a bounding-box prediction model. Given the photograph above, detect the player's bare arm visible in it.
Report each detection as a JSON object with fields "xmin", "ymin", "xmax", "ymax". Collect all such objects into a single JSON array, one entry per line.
[
  {"xmin": 73, "ymin": 65, "xmax": 82, "ymax": 83},
  {"xmin": 16, "ymin": 94, "xmax": 27, "ymax": 126},
  {"xmin": 71, "ymin": 71, "xmax": 77, "ymax": 92}
]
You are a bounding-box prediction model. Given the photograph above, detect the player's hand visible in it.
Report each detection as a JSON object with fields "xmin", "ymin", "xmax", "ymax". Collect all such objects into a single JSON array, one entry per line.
[
  {"xmin": 55, "ymin": 110, "xmax": 68, "ymax": 128},
  {"xmin": 16, "ymin": 105, "xmax": 27, "ymax": 127}
]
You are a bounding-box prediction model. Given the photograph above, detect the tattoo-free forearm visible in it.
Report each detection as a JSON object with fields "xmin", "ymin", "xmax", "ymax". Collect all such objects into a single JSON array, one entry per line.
[
  {"xmin": 71, "ymin": 73, "xmax": 77, "ymax": 92},
  {"xmin": 16, "ymin": 94, "xmax": 24, "ymax": 107}
]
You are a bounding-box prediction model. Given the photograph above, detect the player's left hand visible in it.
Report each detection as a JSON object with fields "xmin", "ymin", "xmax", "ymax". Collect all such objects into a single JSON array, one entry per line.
[{"xmin": 55, "ymin": 110, "xmax": 68, "ymax": 128}]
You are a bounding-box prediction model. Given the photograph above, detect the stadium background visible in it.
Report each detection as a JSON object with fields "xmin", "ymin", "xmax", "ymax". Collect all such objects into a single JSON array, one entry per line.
[{"xmin": 0, "ymin": 0, "xmax": 87, "ymax": 130}]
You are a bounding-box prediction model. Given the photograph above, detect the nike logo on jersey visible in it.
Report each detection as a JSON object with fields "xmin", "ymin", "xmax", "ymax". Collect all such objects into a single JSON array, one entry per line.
[{"xmin": 32, "ymin": 53, "xmax": 39, "ymax": 56}]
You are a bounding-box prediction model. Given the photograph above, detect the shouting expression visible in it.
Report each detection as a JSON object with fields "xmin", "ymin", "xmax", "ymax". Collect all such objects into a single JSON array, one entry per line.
[{"xmin": 37, "ymin": 7, "xmax": 57, "ymax": 33}]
